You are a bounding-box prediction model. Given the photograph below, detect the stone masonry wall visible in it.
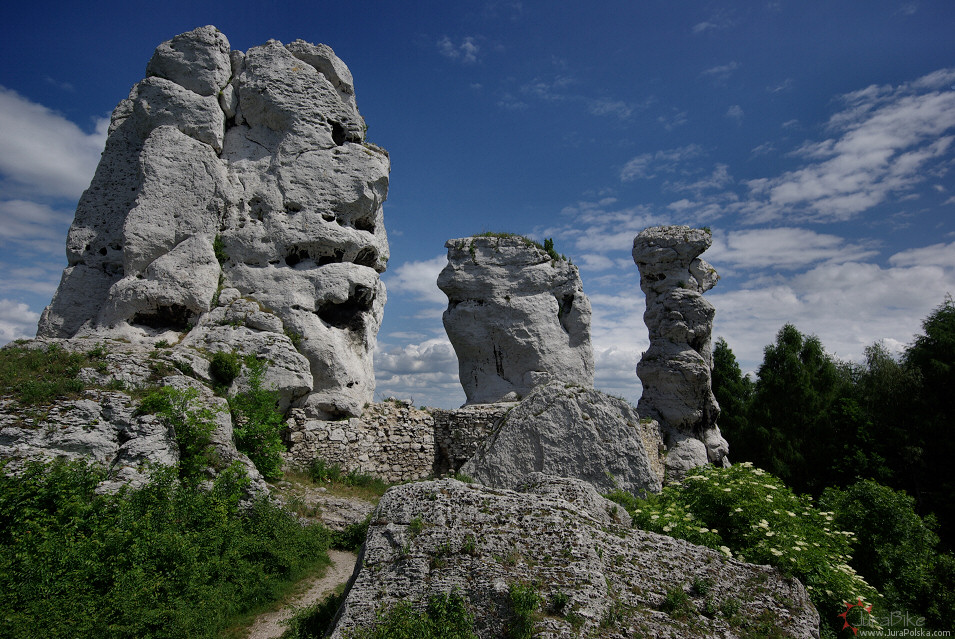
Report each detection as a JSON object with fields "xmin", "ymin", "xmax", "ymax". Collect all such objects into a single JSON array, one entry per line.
[
  {"xmin": 283, "ymin": 401, "xmax": 513, "ymax": 482},
  {"xmin": 431, "ymin": 404, "xmax": 514, "ymax": 476}
]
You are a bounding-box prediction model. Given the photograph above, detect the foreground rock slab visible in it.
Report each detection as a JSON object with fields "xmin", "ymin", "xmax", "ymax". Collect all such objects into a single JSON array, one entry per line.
[
  {"xmin": 438, "ymin": 235, "xmax": 594, "ymax": 404},
  {"xmin": 329, "ymin": 476, "xmax": 820, "ymax": 638},
  {"xmin": 460, "ymin": 381, "xmax": 665, "ymax": 496}
]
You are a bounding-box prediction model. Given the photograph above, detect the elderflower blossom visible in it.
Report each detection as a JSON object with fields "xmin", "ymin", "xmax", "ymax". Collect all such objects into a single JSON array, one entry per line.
[
  {"xmin": 719, "ymin": 546, "xmax": 732, "ymax": 557},
  {"xmin": 770, "ymin": 548, "xmax": 784, "ymax": 556}
]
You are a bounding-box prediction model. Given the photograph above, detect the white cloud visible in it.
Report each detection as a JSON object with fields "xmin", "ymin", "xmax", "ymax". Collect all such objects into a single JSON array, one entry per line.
[
  {"xmin": 726, "ymin": 105, "xmax": 744, "ymax": 124},
  {"xmin": 620, "ymin": 144, "xmax": 704, "ymax": 181},
  {"xmin": 711, "ymin": 252, "xmax": 955, "ymax": 373},
  {"xmin": 540, "ymin": 201, "xmax": 666, "ymax": 254},
  {"xmin": 0, "ymin": 199, "xmax": 74, "ymax": 255},
  {"xmin": 0, "ymin": 86, "xmax": 107, "ymax": 200},
  {"xmin": 738, "ymin": 69, "xmax": 955, "ymax": 222},
  {"xmin": 707, "ymin": 227, "xmax": 879, "ymax": 271},
  {"xmin": 374, "ymin": 337, "xmax": 464, "ymax": 407},
  {"xmin": 437, "ymin": 36, "xmax": 481, "ymax": 64},
  {"xmin": 701, "ymin": 61, "xmax": 739, "ymax": 83},
  {"xmin": 383, "ymin": 254, "xmax": 448, "ymax": 305},
  {"xmin": 0, "ymin": 299, "xmax": 39, "ymax": 345},
  {"xmin": 889, "ymin": 241, "xmax": 955, "ymax": 268}
]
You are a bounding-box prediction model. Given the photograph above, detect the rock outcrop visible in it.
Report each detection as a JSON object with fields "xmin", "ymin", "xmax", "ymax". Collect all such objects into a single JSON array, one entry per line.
[
  {"xmin": 37, "ymin": 26, "xmax": 389, "ymax": 419},
  {"xmin": 329, "ymin": 476, "xmax": 820, "ymax": 638},
  {"xmin": 460, "ymin": 381, "xmax": 665, "ymax": 496},
  {"xmin": 632, "ymin": 226, "xmax": 729, "ymax": 478},
  {"xmin": 437, "ymin": 235, "xmax": 594, "ymax": 404},
  {"xmin": 0, "ymin": 339, "xmax": 267, "ymax": 495}
]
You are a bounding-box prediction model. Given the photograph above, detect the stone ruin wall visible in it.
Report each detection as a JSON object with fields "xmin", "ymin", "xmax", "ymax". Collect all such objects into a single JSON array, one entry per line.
[{"xmin": 282, "ymin": 402, "xmax": 511, "ymax": 482}]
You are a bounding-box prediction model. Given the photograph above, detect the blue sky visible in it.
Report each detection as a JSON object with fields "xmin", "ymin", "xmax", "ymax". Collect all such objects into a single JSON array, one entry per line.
[{"xmin": 1, "ymin": 1, "xmax": 953, "ymax": 408}]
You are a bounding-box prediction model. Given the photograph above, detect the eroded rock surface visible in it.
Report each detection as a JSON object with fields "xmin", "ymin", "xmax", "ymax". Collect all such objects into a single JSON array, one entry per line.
[
  {"xmin": 437, "ymin": 235, "xmax": 594, "ymax": 404},
  {"xmin": 632, "ymin": 226, "xmax": 729, "ymax": 478},
  {"xmin": 37, "ymin": 26, "xmax": 389, "ymax": 419},
  {"xmin": 329, "ymin": 476, "xmax": 819, "ymax": 639},
  {"xmin": 0, "ymin": 339, "xmax": 267, "ymax": 495},
  {"xmin": 460, "ymin": 381, "xmax": 665, "ymax": 496}
]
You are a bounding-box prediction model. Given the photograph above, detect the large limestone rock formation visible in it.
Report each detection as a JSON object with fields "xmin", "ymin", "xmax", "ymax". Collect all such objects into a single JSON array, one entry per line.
[
  {"xmin": 329, "ymin": 476, "xmax": 820, "ymax": 638},
  {"xmin": 37, "ymin": 26, "xmax": 389, "ymax": 418},
  {"xmin": 460, "ymin": 381, "xmax": 665, "ymax": 496},
  {"xmin": 437, "ymin": 235, "xmax": 594, "ymax": 404},
  {"xmin": 632, "ymin": 226, "xmax": 729, "ymax": 478}
]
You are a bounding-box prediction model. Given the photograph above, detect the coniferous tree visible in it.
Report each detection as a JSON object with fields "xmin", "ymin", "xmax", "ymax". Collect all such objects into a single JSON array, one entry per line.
[{"xmin": 711, "ymin": 337, "xmax": 753, "ymax": 460}]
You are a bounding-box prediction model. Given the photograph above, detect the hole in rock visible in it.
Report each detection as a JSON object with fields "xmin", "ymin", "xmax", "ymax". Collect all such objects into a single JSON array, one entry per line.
[
  {"xmin": 317, "ymin": 250, "xmax": 344, "ymax": 266},
  {"xmin": 286, "ymin": 249, "xmax": 310, "ymax": 267},
  {"xmin": 285, "ymin": 201, "xmax": 303, "ymax": 213},
  {"xmin": 330, "ymin": 121, "xmax": 346, "ymax": 146},
  {"xmin": 317, "ymin": 285, "xmax": 373, "ymax": 332},
  {"xmin": 354, "ymin": 217, "xmax": 376, "ymax": 233},
  {"xmin": 354, "ymin": 248, "xmax": 378, "ymax": 268},
  {"xmin": 322, "ymin": 212, "xmax": 336, "ymax": 222},
  {"xmin": 557, "ymin": 294, "xmax": 575, "ymax": 334},
  {"xmin": 98, "ymin": 247, "xmax": 108, "ymax": 256},
  {"xmin": 132, "ymin": 304, "xmax": 191, "ymax": 331}
]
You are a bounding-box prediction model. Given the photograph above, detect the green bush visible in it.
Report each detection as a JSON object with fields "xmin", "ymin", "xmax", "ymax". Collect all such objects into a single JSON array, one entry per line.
[
  {"xmin": 308, "ymin": 459, "xmax": 390, "ymax": 495},
  {"xmin": 229, "ymin": 357, "xmax": 285, "ymax": 480},
  {"xmin": 282, "ymin": 590, "xmax": 346, "ymax": 639},
  {"xmin": 345, "ymin": 590, "xmax": 477, "ymax": 639},
  {"xmin": 331, "ymin": 516, "xmax": 371, "ymax": 551},
  {"xmin": 0, "ymin": 459, "xmax": 331, "ymax": 639},
  {"xmin": 0, "ymin": 343, "xmax": 88, "ymax": 405},
  {"xmin": 820, "ymin": 480, "xmax": 955, "ymax": 629},
  {"xmin": 137, "ymin": 386, "xmax": 218, "ymax": 482},
  {"xmin": 608, "ymin": 462, "xmax": 880, "ymax": 638},
  {"xmin": 506, "ymin": 582, "xmax": 541, "ymax": 639},
  {"xmin": 209, "ymin": 350, "xmax": 241, "ymax": 388}
]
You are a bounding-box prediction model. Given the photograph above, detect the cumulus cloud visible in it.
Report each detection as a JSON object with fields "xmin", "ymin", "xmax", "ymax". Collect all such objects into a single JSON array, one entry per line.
[
  {"xmin": 711, "ymin": 248, "xmax": 955, "ymax": 373},
  {"xmin": 0, "ymin": 299, "xmax": 39, "ymax": 345},
  {"xmin": 539, "ymin": 200, "xmax": 666, "ymax": 254},
  {"xmin": 706, "ymin": 227, "xmax": 879, "ymax": 271},
  {"xmin": 0, "ymin": 87, "xmax": 107, "ymax": 200},
  {"xmin": 737, "ymin": 68, "xmax": 955, "ymax": 222},
  {"xmin": 726, "ymin": 104, "xmax": 744, "ymax": 124},
  {"xmin": 374, "ymin": 337, "xmax": 464, "ymax": 407},
  {"xmin": 0, "ymin": 199, "xmax": 74, "ymax": 255},
  {"xmin": 383, "ymin": 255, "xmax": 448, "ymax": 305}
]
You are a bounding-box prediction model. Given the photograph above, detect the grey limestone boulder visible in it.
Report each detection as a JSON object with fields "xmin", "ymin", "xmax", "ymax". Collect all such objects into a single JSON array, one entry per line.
[
  {"xmin": 437, "ymin": 235, "xmax": 594, "ymax": 404},
  {"xmin": 632, "ymin": 226, "xmax": 729, "ymax": 479},
  {"xmin": 328, "ymin": 476, "xmax": 820, "ymax": 638},
  {"xmin": 460, "ymin": 381, "xmax": 665, "ymax": 496},
  {"xmin": 37, "ymin": 26, "xmax": 389, "ymax": 419}
]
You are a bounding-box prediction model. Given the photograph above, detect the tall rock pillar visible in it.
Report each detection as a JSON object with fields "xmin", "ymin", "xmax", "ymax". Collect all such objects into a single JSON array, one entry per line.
[
  {"xmin": 438, "ymin": 235, "xmax": 594, "ymax": 404},
  {"xmin": 632, "ymin": 226, "xmax": 729, "ymax": 477}
]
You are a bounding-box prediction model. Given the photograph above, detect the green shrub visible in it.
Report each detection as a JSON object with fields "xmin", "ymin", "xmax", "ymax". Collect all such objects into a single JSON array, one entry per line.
[
  {"xmin": 308, "ymin": 459, "xmax": 390, "ymax": 495},
  {"xmin": 209, "ymin": 350, "xmax": 241, "ymax": 388},
  {"xmin": 229, "ymin": 357, "xmax": 285, "ymax": 480},
  {"xmin": 213, "ymin": 234, "xmax": 228, "ymax": 264},
  {"xmin": 0, "ymin": 459, "xmax": 330, "ymax": 639},
  {"xmin": 506, "ymin": 582, "xmax": 540, "ymax": 639},
  {"xmin": 137, "ymin": 386, "xmax": 218, "ymax": 482},
  {"xmin": 820, "ymin": 480, "xmax": 955, "ymax": 630},
  {"xmin": 331, "ymin": 516, "xmax": 370, "ymax": 552},
  {"xmin": 608, "ymin": 462, "xmax": 880, "ymax": 637},
  {"xmin": 283, "ymin": 590, "xmax": 346, "ymax": 639},
  {"xmin": 659, "ymin": 586, "xmax": 692, "ymax": 618},
  {"xmin": 346, "ymin": 590, "xmax": 477, "ymax": 639},
  {"xmin": 0, "ymin": 343, "xmax": 88, "ymax": 405}
]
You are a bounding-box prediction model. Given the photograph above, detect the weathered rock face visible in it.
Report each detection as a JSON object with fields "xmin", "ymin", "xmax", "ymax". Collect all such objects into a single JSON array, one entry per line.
[
  {"xmin": 632, "ymin": 226, "xmax": 729, "ymax": 478},
  {"xmin": 460, "ymin": 381, "xmax": 665, "ymax": 496},
  {"xmin": 0, "ymin": 339, "xmax": 267, "ymax": 495},
  {"xmin": 37, "ymin": 26, "xmax": 389, "ymax": 418},
  {"xmin": 437, "ymin": 236, "xmax": 594, "ymax": 404},
  {"xmin": 329, "ymin": 476, "xmax": 820, "ymax": 638}
]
